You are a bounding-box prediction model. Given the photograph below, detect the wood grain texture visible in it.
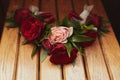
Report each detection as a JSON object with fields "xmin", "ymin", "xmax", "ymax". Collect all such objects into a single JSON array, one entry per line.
[
  {"xmin": 57, "ymin": 0, "xmax": 73, "ymax": 20},
  {"xmin": 0, "ymin": 0, "xmax": 22, "ymax": 80},
  {"xmin": 40, "ymin": 0, "xmax": 62, "ymax": 80},
  {"xmin": 41, "ymin": 0, "xmax": 56, "ymax": 16},
  {"xmin": 16, "ymin": 37, "xmax": 38, "ymax": 80},
  {"xmin": 16, "ymin": 0, "xmax": 39, "ymax": 80},
  {"xmin": 40, "ymin": 49, "xmax": 62, "ymax": 80},
  {"xmin": 62, "ymin": 0, "xmax": 86, "ymax": 80},
  {"xmin": 84, "ymin": 39, "xmax": 110, "ymax": 80},
  {"xmin": 88, "ymin": 0, "xmax": 120, "ymax": 80},
  {"xmin": 63, "ymin": 53, "xmax": 86, "ymax": 80},
  {"xmin": 0, "ymin": 27, "xmax": 19, "ymax": 80}
]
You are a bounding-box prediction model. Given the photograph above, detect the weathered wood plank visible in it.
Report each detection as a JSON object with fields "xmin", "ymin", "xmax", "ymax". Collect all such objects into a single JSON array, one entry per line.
[
  {"xmin": 0, "ymin": 0, "xmax": 22, "ymax": 80},
  {"xmin": 40, "ymin": 49, "xmax": 62, "ymax": 80},
  {"xmin": 40, "ymin": 0, "xmax": 62, "ymax": 80},
  {"xmin": 16, "ymin": 37, "xmax": 38, "ymax": 80},
  {"xmin": 88, "ymin": 0, "xmax": 120, "ymax": 80},
  {"xmin": 57, "ymin": 0, "xmax": 86, "ymax": 80},
  {"xmin": 0, "ymin": 27, "xmax": 19, "ymax": 80},
  {"xmin": 57, "ymin": 0, "xmax": 73, "ymax": 19},
  {"xmin": 84, "ymin": 39, "xmax": 110, "ymax": 80},
  {"xmin": 16, "ymin": 0, "xmax": 39, "ymax": 80}
]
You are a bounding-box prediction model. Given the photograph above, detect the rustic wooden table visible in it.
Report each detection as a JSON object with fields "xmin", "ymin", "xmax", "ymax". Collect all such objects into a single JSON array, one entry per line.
[{"xmin": 0, "ymin": 0, "xmax": 120, "ymax": 80}]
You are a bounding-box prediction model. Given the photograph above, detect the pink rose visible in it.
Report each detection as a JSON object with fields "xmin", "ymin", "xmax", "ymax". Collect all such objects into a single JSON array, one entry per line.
[
  {"xmin": 49, "ymin": 43, "xmax": 78, "ymax": 64},
  {"xmin": 14, "ymin": 8, "xmax": 32, "ymax": 24},
  {"xmin": 47, "ymin": 26, "xmax": 73, "ymax": 44},
  {"xmin": 21, "ymin": 17, "xmax": 44, "ymax": 41}
]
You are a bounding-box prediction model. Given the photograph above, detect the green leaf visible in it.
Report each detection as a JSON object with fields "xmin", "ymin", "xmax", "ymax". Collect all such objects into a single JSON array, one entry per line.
[
  {"xmin": 100, "ymin": 26, "xmax": 110, "ymax": 33},
  {"xmin": 86, "ymin": 25, "xmax": 94, "ymax": 30},
  {"xmin": 57, "ymin": 20, "xmax": 63, "ymax": 26},
  {"xmin": 40, "ymin": 25, "xmax": 52, "ymax": 42},
  {"xmin": 71, "ymin": 35, "xmax": 93, "ymax": 42},
  {"xmin": 72, "ymin": 42, "xmax": 84, "ymax": 55},
  {"xmin": 22, "ymin": 39, "xmax": 28, "ymax": 45},
  {"xmin": 31, "ymin": 46, "xmax": 37, "ymax": 58},
  {"xmin": 6, "ymin": 18, "xmax": 14, "ymax": 22},
  {"xmin": 40, "ymin": 48, "xmax": 48, "ymax": 62},
  {"xmin": 72, "ymin": 61, "xmax": 76, "ymax": 67},
  {"xmin": 102, "ymin": 20, "xmax": 109, "ymax": 24},
  {"xmin": 57, "ymin": 65, "xmax": 61, "ymax": 68},
  {"xmin": 7, "ymin": 22, "xmax": 19, "ymax": 28},
  {"xmin": 64, "ymin": 42, "xmax": 72, "ymax": 57}
]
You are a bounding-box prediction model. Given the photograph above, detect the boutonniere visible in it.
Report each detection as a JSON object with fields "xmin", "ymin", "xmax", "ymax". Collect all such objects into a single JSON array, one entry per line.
[{"xmin": 6, "ymin": 5, "xmax": 109, "ymax": 65}]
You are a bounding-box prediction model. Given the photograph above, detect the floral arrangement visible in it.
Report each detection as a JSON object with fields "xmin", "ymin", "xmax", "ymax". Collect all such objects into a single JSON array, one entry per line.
[{"xmin": 6, "ymin": 5, "xmax": 109, "ymax": 65}]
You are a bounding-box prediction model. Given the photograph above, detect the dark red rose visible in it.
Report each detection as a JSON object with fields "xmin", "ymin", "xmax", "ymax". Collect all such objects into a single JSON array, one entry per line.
[
  {"xmin": 42, "ymin": 39, "xmax": 53, "ymax": 51},
  {"xmin": 68, "ymin": 10, "xmax": 82, "ymax": 21},
  {"xmin": 79, "ymin": 30, "xmax": 98, "ymax": 47},
  {"xmin": 50, "ymin": 44, "xmax": 78, "ymax": 65},
  {"xmin": 21, "ymin": 17, "xmax": 44, "ymax": 41},
  {"xmin": 86, "ymin": 14, "xmax": 101, "ymax": 27},
  {"xmin": 14, "ymin": 8, "xmax": 32, "ymax": 24},
  {"xmin": 39, "ymin": 12, "xmax": 55, "ymax": 23}
]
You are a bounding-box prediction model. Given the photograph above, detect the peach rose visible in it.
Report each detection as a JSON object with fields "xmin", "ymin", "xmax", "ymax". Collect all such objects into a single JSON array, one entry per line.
[{"xmin": 47, "ymin": 26, "xmax": 73, "ymax": 44}]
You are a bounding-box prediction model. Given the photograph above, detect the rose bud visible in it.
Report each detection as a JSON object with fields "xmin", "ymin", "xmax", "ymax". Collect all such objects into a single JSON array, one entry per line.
[
  {"xmin": 42, "ymin": 39, "xmax": 53, "ymax": 51},
  {"xmin": 39, "ymin": 12, "xmax": 55, "ymax": 23},
  {"xmin": 86, "ymin": 14, "xmax": 101, "ymax": 27},
  {"xmin": 14, "ymin": 8, "xmax": 32, "ymax": 24},
  {"xmin": 39, "ymin": 12, "xmax": 53, "ymax": 18},
  {"xmin": 44, "ymin": 16, "xmax": 55, "ymax": 23},
  {"xmin": 21, "ymin": 17, "xmax": 44, "ymax": 41},
  {"xmin": 79, "ymin": 30, "xmax": 98, "ymax": 47},
  {"xmin": 68, "ymin": 10, "xmax": 82, "ymax": 21},
  {"xmin": 50, "ymin": 43, "xmax": 78, "ymax": 65}
]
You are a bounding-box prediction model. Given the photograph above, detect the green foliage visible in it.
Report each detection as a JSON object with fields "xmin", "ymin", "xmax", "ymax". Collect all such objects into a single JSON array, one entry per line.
[
  {"xmin": 39, "ymin": 24, "xmax": 52, "ymax": 42},
  {"xmin": 31, "ymin": 45, "xmax": 38, "ymax": 58},
  {"xmin": 71, "ymin": 35, "xmax": 93, "ymax": 42},
  {"xmin": 71, "ymin": 42, "xmax": 84, "ymax": 55},
  {"xmin": 64, "ymin": 42, "xmax": 72, "ymax": 57},
  {"xmin": 40, "ymin": 48, "xmax": 48, "ymax": 62}
]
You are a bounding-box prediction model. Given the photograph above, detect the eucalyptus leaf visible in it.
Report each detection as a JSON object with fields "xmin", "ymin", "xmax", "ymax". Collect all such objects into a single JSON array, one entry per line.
[
  {"xmin": 31, "ymin": 46, "xmax": 37, "ymax": 58},
  {"xmin": 40, "ymin": 48, "xmax": 48, "ymax": 62},
  {"xmin": 71, "ymin": 35, "xmax": 93, "ymax": 42},
  {"xmin": 64, "ymin": 42, "xmax": 72, "ymax": 57}
]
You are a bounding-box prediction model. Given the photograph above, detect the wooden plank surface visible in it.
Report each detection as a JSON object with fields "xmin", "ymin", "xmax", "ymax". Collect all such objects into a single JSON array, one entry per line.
[
  {"xmin": 40, "ymin": 0, "xmax": 62, "ymax": 80},
  {"xmin": 88, "ymin": 0, "xmax": 120, "ymax": 80},
  {"xmin": 57, "ymin": 0, "xmax": 86, "ymax": 80},
  {"xmin": 0, "ymin": 0, "xmax": 22, "ymax": 80},
  {"xmin": 84, "ymin": 39, "xmax": 110, "ymax": 80},
  {"xmin": 16, "ymin": 0, "xmax": 39, "ymax": 80},
  {"xmin": 0, "ymin": 0, "xmax": 120, "ymax": 80}
]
